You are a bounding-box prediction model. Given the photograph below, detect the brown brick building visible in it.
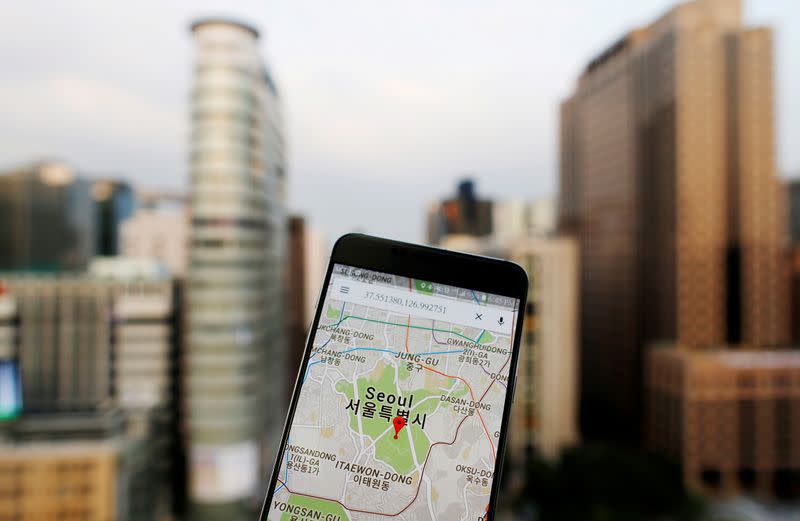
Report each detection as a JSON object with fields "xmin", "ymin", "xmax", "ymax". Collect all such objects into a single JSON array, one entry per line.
[
  {"xmin": 0, "ymin": 440, "xmax": 155, "ymax": 521},
  {"xmin": 646, "ymin": 347, "xmax": 800, "ymax": 498},
  {"xmin": 559, "ymin": 0, "xmax": 789, "ymax": 441}
]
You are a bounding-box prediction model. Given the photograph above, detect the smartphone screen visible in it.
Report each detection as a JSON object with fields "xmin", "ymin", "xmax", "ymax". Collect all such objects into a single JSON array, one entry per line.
[{"xmin": 266, "ymin": 263, "xmax": 519, "ymax": 521}]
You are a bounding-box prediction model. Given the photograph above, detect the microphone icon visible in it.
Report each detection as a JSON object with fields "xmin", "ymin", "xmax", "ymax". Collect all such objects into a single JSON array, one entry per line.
[{"xmin": 498, "ymin": 316, "xmax": 505, "ymax": 325}]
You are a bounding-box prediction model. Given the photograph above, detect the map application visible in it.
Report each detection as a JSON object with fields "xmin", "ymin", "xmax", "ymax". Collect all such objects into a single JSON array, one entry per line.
[{"xmin": 267, "ymin": 264, "xmax": 519, "ymax": 521}]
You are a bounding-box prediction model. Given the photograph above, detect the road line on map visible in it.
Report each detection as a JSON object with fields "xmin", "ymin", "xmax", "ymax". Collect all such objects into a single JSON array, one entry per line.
[
  {"xmin": 470, "ymin": 290, "xmax": 482, "ymax": 305},
  {"xmin": 404, "ymin": 315, "xmax": 411, "ymax": 353},
  {"xmin": 309, "ymin": 300, "xmax": 347, "ymax": 361},
  {"xmin": 405, "ymin": 278, "xmax": 412, "ymax": 352},
  {"xmin": 417, "ymin": 364, "xmax": 496, "ymax": 462}
]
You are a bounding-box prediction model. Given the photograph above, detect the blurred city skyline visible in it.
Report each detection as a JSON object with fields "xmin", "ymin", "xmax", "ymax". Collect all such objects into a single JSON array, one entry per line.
[
  {"xmin": 2, "ymin": 1, "xmax": 800, "ymax": 519},
  {"xmin": 1, "ymin": 0, "xmax": 798, "ymax": 242}
]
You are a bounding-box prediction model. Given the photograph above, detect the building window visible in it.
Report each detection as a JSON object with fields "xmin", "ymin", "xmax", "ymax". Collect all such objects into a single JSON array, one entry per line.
[
  {"xmin": 737, "ymin": 467, "xmax": 756, "ymax": 490},
  {"xmin": 700, "ymin": 469, "xmax": 721, "ymax": 490}
]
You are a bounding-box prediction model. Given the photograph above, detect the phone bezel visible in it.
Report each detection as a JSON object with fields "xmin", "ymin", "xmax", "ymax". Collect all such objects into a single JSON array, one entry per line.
[{"xmin": 258, "ymin": 233, "xmax": 529, "ymax": 520}]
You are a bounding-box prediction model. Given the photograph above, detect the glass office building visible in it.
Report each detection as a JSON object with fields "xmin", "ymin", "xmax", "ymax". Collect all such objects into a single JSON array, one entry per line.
[
  {"xmin": 0, "ymin": 162, "xmax": 96, "ymax": 272},
  {"xmin": 188, "ymin": 18, "xmax": 287, "ymax": 521}
]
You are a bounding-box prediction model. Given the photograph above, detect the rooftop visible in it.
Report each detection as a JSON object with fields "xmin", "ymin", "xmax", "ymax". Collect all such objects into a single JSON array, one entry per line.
[
  {"xmin": 190, "ymin": 17, "xmax": 260, "ymax": 39},
  {"xmin": 652, "ymin": 344, "xmax": 800, "ymax": 370}
]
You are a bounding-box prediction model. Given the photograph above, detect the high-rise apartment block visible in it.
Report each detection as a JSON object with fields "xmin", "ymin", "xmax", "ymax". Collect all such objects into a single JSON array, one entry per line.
[
  {"xmin": 505, "ymin": 238, "xmax": 579, "ymax": 462},
  {"xmin": 188, "ymin": 18, "xmax": 287, "ymax": 520},
  {"xmin": 559, "ymin": 0, "xmax": 789, "ymax": 440},
  {"xmin": 438, "ymin": 236, "xmax": 580, "ymax": 463}
]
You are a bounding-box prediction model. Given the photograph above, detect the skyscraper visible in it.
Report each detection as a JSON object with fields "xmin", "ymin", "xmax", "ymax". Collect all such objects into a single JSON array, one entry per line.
[
  {"xmin": 92, "ymin": 180, "xmax": 135, "ymax": 256},
  {"xmin": 188, "ymin": 18, "xmax": 287, "ymax": 520},
  {"xmin": 427, "ymin": 179, "xmax": 493, "ymax": 245},
  {"xmin": 0, "ymin": 162, "xmax": 136, "ymax": 271},
  {"xmin": 559, "ymin": 0, "xmax": 789, "ymax": 440}
]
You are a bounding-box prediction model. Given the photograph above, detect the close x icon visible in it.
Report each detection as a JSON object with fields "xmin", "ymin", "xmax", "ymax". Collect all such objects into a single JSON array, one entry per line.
[{"xmin": 474, "ymin": 313, "xmax": 483, "ymax": 320}]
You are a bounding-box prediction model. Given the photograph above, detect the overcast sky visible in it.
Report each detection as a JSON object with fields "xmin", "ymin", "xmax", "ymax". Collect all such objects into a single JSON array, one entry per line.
[{"xmin": 1, "ymin": 1, "xmax": 797, "ymax": 243}]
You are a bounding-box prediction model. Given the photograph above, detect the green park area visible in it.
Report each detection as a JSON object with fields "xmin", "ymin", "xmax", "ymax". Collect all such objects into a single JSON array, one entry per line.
[
  {"xmin": 326, "ymin": 303, "xmax": 342, "ymax": 320},
  {"xmin": 277, "ymin": 494, "xmax": 348, "ymax": 521},
  {"xmin": 336, "ymin": 363, "xmax": 453, "ymax": 475}
]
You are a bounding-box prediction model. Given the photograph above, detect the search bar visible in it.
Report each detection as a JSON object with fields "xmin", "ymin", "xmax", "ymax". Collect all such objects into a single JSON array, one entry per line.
[{"xmin": 329, "ymin": 277, "xmax": 513, "ymax": 335}]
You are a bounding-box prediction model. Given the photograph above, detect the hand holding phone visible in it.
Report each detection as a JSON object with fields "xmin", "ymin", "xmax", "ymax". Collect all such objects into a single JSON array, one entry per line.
[{"xmin": 260, "ymin": 234, "xmax": 527, "ymax": 521}]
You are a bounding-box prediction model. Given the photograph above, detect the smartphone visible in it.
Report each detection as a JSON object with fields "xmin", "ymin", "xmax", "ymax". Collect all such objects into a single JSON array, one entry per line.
[{"xmin": 259, "ymin": 234, "xmax": 528, "ymax": 521}]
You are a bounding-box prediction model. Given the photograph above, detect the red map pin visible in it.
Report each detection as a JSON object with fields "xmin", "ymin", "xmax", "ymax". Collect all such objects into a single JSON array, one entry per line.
[{"xmin": 392, "ymin": 416, "xmax": 406, "ymax": 439}]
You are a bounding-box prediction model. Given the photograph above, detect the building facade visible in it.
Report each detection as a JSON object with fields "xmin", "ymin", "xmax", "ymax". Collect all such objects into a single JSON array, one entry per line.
[
  {"xmin": 559, "ymin": 0, "xmax": 789, "ymax": 440},
  {"xmin": 646, "ymin": 347, "xmax": 800, "ymax": 499},
  {"xmin": 8, "ymin": 277, "xmax": 117, "ymax": 416},
  {"xmin": 0, "ymin": 439, "xmax": 155, "ymax": 521},
  {"xmin": 121, "ymin": 191, "xmax": 188, "ymax": 277},
  {"xmin": 188, "ymin": 18, "xmax": 287, "ymax": 520},
  {"xmin": 286, "ymin": 217, "xmax": 328, "ymax": 397},
  {"xmin": 787, "ymin": 179, "xmax": 800, "ymax": 343},
  {"xmin": 505, "ymin": 238, "xmax": 579, "ymax": 462},
  {"xmin": 90, "ymin": 258, "xmax": 184, "ymax": 515},
  {"xmin": 0, "ymin": 272, "xmax": 184, "ymax": 519}
]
